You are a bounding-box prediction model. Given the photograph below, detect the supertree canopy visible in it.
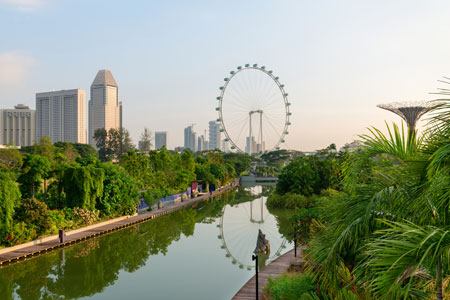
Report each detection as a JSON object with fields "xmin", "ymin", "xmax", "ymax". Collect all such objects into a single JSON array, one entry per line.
[{"xmin": 377, "ymin": 101, "xmax": 439, "ymax": 142}]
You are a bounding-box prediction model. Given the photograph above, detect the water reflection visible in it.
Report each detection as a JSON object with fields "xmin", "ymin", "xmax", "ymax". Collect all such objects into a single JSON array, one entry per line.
[{"xmin": 0, "ymin": 186, "xmax": 293, "ymax": 300}]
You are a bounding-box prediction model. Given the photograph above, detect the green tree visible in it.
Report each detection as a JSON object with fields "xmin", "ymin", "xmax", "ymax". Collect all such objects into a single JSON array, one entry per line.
[
  {"xmin": 108, "ymin": 127, "xmax": 134, "ymax": 160},
  {"xmin": 14, "ymin": 198, "xmax": 52, "ymax": 236},
  {"xmin": 0, "ymin": 172, "xmax": 20, "ymax": 234},
  {"xmin": 18, "ymin": 154, "xmax": 52, "ymax": 199},
  {"xmin": 61, "ymin": 164, "xmax": 104, "ymax": 210},
  {"xmin": 98, "ymin": 163, "xmax": 139, "ymax": 216},
  {"xmin": 93, "ymin": 128, "xmax": 110, "ymax": 162}
]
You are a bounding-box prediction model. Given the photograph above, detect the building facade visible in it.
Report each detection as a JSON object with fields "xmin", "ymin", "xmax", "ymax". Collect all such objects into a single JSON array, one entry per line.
[
  {"xmin": 88, "ymin": 70, "xmax": 121, "ymax": 146},
  {"xmin": 36, "ymin": 89, "xmax": 86, "ymax": 144},
  {"xmin": 208, "ymin": 120, "xmax": 221, "ymax": 150},
  {"xmin": 184, "ymin": 125, "xmax": 196, "ymax": 152},
  {"xmin": 155, "ymin": 131, "xmax": 167, "ymax": 150},
  {"xmin": 0, "ymin": 104, "xmax": 35, "ymax": 146}
]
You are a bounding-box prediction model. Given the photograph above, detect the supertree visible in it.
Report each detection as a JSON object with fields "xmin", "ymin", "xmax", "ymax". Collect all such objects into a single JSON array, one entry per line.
[{"xmin": 377, "ymin": 101, "xmax": 438, "ymax": 143}]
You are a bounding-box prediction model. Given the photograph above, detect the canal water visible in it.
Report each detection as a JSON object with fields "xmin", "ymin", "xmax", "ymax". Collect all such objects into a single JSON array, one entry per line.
[{"xmin": 0, "ymin": 185, "xmax": 293, "ymax": 300}]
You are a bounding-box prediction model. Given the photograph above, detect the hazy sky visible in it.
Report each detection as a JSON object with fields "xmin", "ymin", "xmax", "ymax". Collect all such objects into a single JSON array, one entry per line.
[{"xmin": 1, "ymin": 0, "xmax": 450, "ymax": 151}]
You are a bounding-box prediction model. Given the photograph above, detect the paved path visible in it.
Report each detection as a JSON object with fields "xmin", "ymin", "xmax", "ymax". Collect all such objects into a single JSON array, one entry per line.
[
  {"xmin": 0, "ymin": 181, "xmax": 239, "ymax": 266},
  {"xmin": 232, "ymin": 248, "xmax": 298, "ymax": 300}
]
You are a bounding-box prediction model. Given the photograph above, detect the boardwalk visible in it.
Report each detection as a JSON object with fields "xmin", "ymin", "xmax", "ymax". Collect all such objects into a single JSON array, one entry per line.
[
  {"xmin": 232, "ymin": 248, "xmax": 297, "ymax": 300},
  {"xmin": 0, "ymin": 181, "xmax": 238, "ymax": 266}
]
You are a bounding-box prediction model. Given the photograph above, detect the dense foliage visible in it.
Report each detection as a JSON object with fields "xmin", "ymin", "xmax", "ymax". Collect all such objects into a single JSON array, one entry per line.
[
  {"xmin": 266, "ymin": 103, "xmax": 450, "ymax": 299},
  {"xmin": 0, "ymin": 137, "xmax": 250, "ymax": 247}
]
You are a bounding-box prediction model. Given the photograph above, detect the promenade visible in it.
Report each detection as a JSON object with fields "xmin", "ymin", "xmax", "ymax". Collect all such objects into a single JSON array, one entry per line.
[
  {"xmin": 232, "ymin": 247, "xmax": 299, "ymax": 300},
  {"xmin": 0, "ymin": 180, "xmax": 239, "ymax": 266}
]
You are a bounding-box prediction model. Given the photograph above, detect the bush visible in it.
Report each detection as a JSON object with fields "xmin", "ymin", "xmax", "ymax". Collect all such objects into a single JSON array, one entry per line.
[
  {"xmin": 14, "ymin": 198, "xmax": 52, "ymax": 236},
  {"xmin": 267, "ymin": 192, "xmax": 313, "ymax": 209},
  {"xmin": 265, "ymin": 274, "xmax": 316, "ymax": 300},
  {"xmin": 2, "ymin": 222, "xmax": 37, "ymax": 246},
  {"xmin": 73, "ymin": 207, "xmax": 99, "ymax": 226},
  {"xmin": 48, "ymin": 210, "xmax": 73, "ymax": 232}
]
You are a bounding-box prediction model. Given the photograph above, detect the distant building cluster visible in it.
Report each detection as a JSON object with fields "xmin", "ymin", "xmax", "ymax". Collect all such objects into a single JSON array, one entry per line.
[{"xmin": 0, "ymin": 69, "xmax": 122, "ymax": 148}]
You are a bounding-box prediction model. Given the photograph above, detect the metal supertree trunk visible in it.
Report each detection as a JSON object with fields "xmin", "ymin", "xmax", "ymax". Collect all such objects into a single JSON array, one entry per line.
[{"xmin": 377, "ymin": 101, "xmax": 437, "ymax": 142}]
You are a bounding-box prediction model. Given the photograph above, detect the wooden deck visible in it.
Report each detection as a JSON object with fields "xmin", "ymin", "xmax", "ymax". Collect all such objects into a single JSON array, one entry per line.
[
  {"xmin": 232, "ymin": 248, "xmax": 298, "ymax": 300},
  {"xmin": 0, "ymin": 181, "xmax": 239, "ymax": 266}
]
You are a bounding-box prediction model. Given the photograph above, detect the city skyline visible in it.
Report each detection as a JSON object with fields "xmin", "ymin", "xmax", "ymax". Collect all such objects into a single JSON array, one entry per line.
[{"xmin": 2, "ymin": 1, "xmax": 450, "ymax": 150}]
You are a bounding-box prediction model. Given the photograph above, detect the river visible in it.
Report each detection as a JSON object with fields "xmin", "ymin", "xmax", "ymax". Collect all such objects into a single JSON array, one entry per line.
[{"xmin": 0, "ymin": 185, "xmax": 293, "ymax": 300}]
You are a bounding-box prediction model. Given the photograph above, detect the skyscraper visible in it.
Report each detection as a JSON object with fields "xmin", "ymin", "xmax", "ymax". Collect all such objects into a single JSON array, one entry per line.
[
  {"xmin": 88, "ymin": 70, "xmax": 121, "ymax": 146},
  {"xmin": 184, "ymin": 125, "xmax": 196, "ymax": 152},
  {"xmin": 208, "ymin": 120, "xmax": 221, "ymax": 150},
  {"xmin": 197, "ymin": 135, "xmax": 206, "ymax": 152},
  {"xmin": 0, "ymin": 104, "xmax": 35, "ymax": 146},
  {"xmin": 36, "ymin": 89, "xmax": 86, "ymax": 143},
  {"xmin": 155, "ymin": 131, "xmax": 167, "ymax": 150}
]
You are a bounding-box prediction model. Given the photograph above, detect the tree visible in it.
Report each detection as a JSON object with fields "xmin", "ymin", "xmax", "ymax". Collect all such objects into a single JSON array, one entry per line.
[
  {"xmin": 98, "ymin": 163, "xmax": 139, "ymax": 216},
  {"xmin": 139, "ymin": 127, "xmax": 153, "ymax": 152},
  {"xmin": 0, "ymin": 173, "xmax": 20, "ymax": 234},
  {"xmin": 0, "ymin": 147, "xmax": 23, "ymax": 173},
  {"xmin": 35, "ymin": 136, "xmax": 54, "ymax": 160},
  {"xmin": 61, "ymin": 164, "xmax": 104, "ymax": 210},
  {"xmin": 18, "ymin": 154, "xmax": 52, "ymax": 199},
  {"xmin": 93, "ymin": 128, "xmax": 110, "ymax": 162},
  {"xmin": 14, "ymin": 198, "xmax": 52, "ymax": 236},
  {"xmin": 108, "ymin": 128, "xmax": 134, "ymax": 160}
]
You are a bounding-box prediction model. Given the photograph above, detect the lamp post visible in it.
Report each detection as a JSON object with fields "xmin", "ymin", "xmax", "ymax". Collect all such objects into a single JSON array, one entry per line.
[{"xmin": 252, "ymin": 254, "xmax": 259, "ymax": 299}]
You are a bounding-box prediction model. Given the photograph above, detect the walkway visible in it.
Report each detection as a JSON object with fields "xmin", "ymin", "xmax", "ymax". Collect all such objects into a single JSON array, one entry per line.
[
  {"xmin": 0, "ymin": 181, "xmax": 239, "ymax": 266},
  {"xmin": 232, "ymin": 248, "xmax": 299, "ymax": 300}
]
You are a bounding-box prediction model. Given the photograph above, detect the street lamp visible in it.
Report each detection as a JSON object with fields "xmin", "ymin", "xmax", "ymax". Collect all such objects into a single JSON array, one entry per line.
[{"xmin": 252, "ymin": 254, "xmax": 258, "ymax": 300}]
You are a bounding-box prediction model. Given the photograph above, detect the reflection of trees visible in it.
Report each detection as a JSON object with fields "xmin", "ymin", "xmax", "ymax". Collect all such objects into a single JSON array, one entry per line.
[
  {"xmin": 0, "ymin": 201, "xmax": 215, "ymax": 299},
  {"xmin": 267, "ymin": 207, "xmax": 296, "ymax": 242},
  {"xmin": 0, "ymin": 187, "xmax": 287, "ymax": 300}
]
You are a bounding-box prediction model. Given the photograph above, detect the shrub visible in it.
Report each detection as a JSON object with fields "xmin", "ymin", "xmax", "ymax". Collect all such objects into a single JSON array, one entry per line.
[
  {"xmin": 14, "ymin": 198, "xmax": 52, "ymax": 236},
  {"xmin": 48, "ymin": 210, "xmax": 73, "ymax": 232},
  {"xmin": 265, "ymin": 274, "xmax": 316, "ymax": 300},
  {"xmin": 267, "ymin": 192, "xmax": 312, "ymax": 209},
  {"xmin": 73, "ymin": 207, "xmax": 99, "ymax": 226},
  {"xmin": 2, "ymin": 222, "xmax": 37, "ymax": 246}
]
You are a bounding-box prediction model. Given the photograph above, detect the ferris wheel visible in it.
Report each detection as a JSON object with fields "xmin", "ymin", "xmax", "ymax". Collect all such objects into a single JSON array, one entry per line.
[{"xmin": 216, "ymin": 64, "xmax": 291, "ymax": 154}]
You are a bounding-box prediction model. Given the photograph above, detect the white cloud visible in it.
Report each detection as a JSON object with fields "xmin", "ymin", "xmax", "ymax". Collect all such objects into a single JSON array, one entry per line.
[
  {"xmin": 0, "ymin": 0, "xmax": 45, "ymax": 12},
  {"xmin": 0, "ymin": 52, "xmax": 35, "ymax": 86}
]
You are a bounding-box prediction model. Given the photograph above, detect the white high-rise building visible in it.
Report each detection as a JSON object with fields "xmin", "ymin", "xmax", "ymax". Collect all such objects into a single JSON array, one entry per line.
[
  {"xmin": 197, "ymin": 135, "xmax": 206, "ymax": 152},
  {"xmin": 88, "ymin": 70, "xmax": 121, "ymax": 146},
  {"xmin": 222, "ymin": 139, "xmax": 230, "ymax": 152},
  {"xmin": 0, "ymin": 104, "xmax": 35, "ymax": 146},
  {"xmin": 184, "ymin": 125, "xmax": 196, "ymax": 152},
  {"xmin": 36, "ymin": 89, "xmax": 86, "ymax": 144},
  {"xmin": 155, "ymin": 131, "xmax": 167, "ymax": 150},
  {"xmin": 208, "ymin": 120, "xmax": 221, "ymax": 150}
]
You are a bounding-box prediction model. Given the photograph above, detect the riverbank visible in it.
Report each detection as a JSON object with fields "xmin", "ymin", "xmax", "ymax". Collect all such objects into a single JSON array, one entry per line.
[
  {"xmin": 0, "ymin": 179, "xmax": 240, "ymax": 266},
  {"xmin": 232, "ymin": 247, "xmax": 300, "ymax": 300}
]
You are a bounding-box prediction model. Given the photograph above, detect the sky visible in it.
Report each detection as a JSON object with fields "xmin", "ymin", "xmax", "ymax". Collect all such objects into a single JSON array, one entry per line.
[{"xmin": 1, "ymin": 0, "xmax": 450, "ymax": 151}]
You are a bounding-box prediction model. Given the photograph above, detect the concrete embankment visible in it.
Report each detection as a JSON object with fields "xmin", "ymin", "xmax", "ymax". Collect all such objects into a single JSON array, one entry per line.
[{"xmin": 0, "ymin": 179, "xmax": 239, "ymax": 266}]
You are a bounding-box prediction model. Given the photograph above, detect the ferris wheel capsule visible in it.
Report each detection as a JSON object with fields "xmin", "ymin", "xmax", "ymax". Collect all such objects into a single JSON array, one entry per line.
[
  {"xmin": 261, "ymin": 66, "xmax": 266, "ymax": 69},
  {"xmin": 284, "ymin": 93, "xmax": 288, "ymax": 97},
  {"xmin": 224, "ymin": 78, "xmax": 229, "ymax": 81},
  {"xmin": 219, "ymin": 86, "xmax": 224, "ymax": 90},
  {"xmin": 280, "ymin": 84, "xmax": 284, "ymax": 88},
  {"xmin": 215, "ymin": 107, "xmax": 220, "ymax": 111},
  {"xmin": 275, "ymin": 77, "xmax": 279, "ymax": 80},
  {"xmin": 237, "ymin": 66, "xmax": 242, "ymax": 70},
  {"xmin": 216, "ymin": 96, "xmax": 221, "ymax": 100},
  {"xmin": 245, "ymin": 64, "xmax": 250, "ymax": 67},
  {"xmin": 230, "ymin": 71, "xmax": 235, "ymax": 75},
  {"xmin": 253, "ymin": 64, "xmax": 258, "ymax": 67}
]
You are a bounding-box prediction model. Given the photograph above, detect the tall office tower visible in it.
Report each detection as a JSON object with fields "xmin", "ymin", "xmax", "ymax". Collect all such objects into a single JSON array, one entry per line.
[
  {"xmin": 155, "ymin": 131, "xmax": 167, "ymax": 150},
  {"xmin": 197, "ymin": 135, "xmax": 206, "ymax": 152},
  {"xmin": 88, "ymin": 70, "xmax": 120, "ymax": 146},
  {"xmin": 0, "ymin": 104, "xmax": 35, "ymax": 146},
  {"xmin": 205, "ymin": 140, "xmax": 209, "ymax": 151},
  {"xmin": 184, "ymin": 125, "xmax": 196, "ymax": 152},
  {"xmin": 208, "ymin": 120, "xmax": 221, "ymax": 150},
  {"xmin": 36, "ymin": 89, "xmax": 86, "ymax": 144}
]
